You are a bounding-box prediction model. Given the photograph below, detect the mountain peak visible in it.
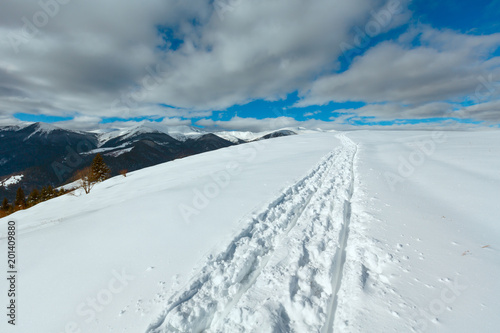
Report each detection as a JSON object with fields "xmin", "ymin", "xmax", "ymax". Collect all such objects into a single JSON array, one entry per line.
[
  {"xmin": 123, "ymin": 124, "xmax": 161, "ymax": 138},
  {"xmin": 33, "ymin": 122, "xmax": 60, "ymax": 132},
  {"xmin": 23, "ymin": 122, "xmax": 62, "ymax": 140}
]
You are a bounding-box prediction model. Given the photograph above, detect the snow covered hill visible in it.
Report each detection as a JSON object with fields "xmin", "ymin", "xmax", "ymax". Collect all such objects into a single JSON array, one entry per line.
[
  {"xmin": 146, "ymin": 133, "xmax": 357, "ymax": 332},
  {"xmin": 0, "ymin": 130, "xmax": 499, "ymax": 333}
]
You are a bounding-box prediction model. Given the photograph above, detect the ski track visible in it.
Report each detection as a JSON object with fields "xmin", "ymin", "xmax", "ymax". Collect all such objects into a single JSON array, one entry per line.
[{"xmin": 147, "ymin": 133, "xmax": 358, "ymax": 333}]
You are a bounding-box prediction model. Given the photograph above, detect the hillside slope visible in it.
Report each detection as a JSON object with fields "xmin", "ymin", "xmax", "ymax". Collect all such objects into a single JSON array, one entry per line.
[
  {"xmin": 1, "ymin": 130, "xmax": 499, "ymax": 333},
  {"xmin": 0, "ymin": 132, "xmax": 337, "ymax": 333}
]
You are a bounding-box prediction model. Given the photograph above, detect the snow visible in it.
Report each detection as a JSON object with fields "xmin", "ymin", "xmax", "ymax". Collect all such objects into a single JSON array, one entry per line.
[
  {"xmin": 214, "ymin": 127, "xmax": 315, "ymax": 143},
  {"xmin": 25, "ymin": 122, "xmax": 61, "ymax": 140},
  {"xmin": 0, "ymin": 123, "xmax": 32, "ymax": 132},
  {"xmin": 214, "ymin": 128, "xmax": 299, "ymax": 143},
  {"xmin": 34, "ymin": 122, "xmax": 59, "ymax": 133},
  {"xmin": 214, "ymin": 131, "xmax": 264, "ymax": 143},
  {"xmin": 120, "ymin": 125, "xmax": 161, "ymax": 140},
  {"xmin": 84, "ymin": 142, "xmax": 132, "ymax": 155},
  {"xmin": 96, "ymin": 125, "xmax": 161, "ymax": 145},
  {"xmin": 0, "ymin": 133, "xmax": 339, "ymax": 333},
  {"xmin": 160, "ymin": 125, "xmax": 204, "ymax": 142},
  {"xmin": 147, "ymin": 134, "xmax": 357, "ymax": 332},
  {"xmin": 165, "ymin": 131, "xmax": 203, "ymax": 142},
  {"xmin": 335, "ymin": 130, "xmax": 500, "ymax": 332},
  {"xmin": 0, "ymin": 174, "xmax": 23, "ymax": 188},
  {"xmin": 97, "ymin": 124, "xmax": 205, "ymax": 146},
  {"xmin": 57, "ymin": 179, "xmax": 80, "ymax": 192},
  {"xmin": 1, "ymin": 130, "xmax": 500, "ymax": 333},
  {"xmin": 97, "ymin": 129, "xmax": 129, "ymax": 146},
  {"xmin": 104, "ymin": 147, "xmax": 134, "ymax": 157}
]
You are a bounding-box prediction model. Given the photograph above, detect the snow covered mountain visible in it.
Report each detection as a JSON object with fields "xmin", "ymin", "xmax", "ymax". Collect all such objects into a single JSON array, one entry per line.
[
  {"xmin": 0, "ymin": 130, "xmax": 499, "ymax": 333},
  {"xmin": 0, "ymin": 123, "xmax": 99, "ymax": 200},
  {"xmin": 0, "ymin": 122, "xmax": 296, "ymax": 201}
]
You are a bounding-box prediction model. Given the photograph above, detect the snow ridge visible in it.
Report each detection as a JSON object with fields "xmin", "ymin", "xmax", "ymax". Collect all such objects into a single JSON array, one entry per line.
[{"xmin": 147, "ymin": 133, "xmax": 358, "ymax": 333}]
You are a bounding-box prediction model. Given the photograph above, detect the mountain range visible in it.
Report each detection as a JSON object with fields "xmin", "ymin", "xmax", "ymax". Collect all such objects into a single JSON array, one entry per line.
[{"xmin": 0, "ymin": 122, "xmax": 296, "ymax": 201}]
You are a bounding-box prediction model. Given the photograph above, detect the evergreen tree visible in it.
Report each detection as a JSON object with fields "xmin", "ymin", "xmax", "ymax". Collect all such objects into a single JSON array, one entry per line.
[
  {"xmin": 14, "ymin": 187, "xmax": 26, "ymax": 209},
  {"xmin": 27, "ymin": 188, "xmax": 41, "ymax": 207},
  {"xmin": 1, "ymin": 197, "xmax": 10, "ymax": 211},
  {"xmin": 40, "ymin": 186, "xmax": 49, "ymax": 201},
  {"xmin": 90, "ymin": 153, "xmax": 110, "ymax": 182},
  {"xmin": 47, "ymin": 185, "xmax": 55, "ymax": 199}
]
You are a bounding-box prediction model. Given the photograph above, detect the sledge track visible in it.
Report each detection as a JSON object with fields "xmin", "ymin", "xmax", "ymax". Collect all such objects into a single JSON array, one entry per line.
[{"xmin": 147, "ymin": 133, "xmax": 358, "ymax": 333}]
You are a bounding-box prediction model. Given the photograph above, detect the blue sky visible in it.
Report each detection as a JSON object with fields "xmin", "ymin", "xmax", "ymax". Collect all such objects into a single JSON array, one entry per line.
[
  {"xmin": 1, "ymin": 0, "xmax": 499, "ymax": 131},
  {"xmin": 410, "ymin": 0, "xmax": 500, "ymax": 34}
]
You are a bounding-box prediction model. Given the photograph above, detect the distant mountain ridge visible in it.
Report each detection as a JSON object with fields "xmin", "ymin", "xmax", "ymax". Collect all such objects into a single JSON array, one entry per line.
[{"xmin": 0, "ymin": 122, "xmax": 297, "ymax": 201}]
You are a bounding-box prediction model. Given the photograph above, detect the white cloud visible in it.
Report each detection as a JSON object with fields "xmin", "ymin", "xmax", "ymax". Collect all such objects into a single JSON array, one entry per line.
[
  {"xmin": 0, "ymin": 1, "xmax": 498, "ymax": 127},
  {"xmin": 54, "ymin": 117, "xmax": 194, "ymax": 132},
  {"xmin": 196, "ymin": 116, "xmax": 301, "ymax": 132},
  {"xmin": 196, "ymin": 115, "xmax": 485, "ymax": 132},
  {"xmin": 143, "ymin": 0, "xmax": 411, "ymax": 110},
  {"xmin": 304, "ymin": 110, "xmax": 322, "ymax": 117},
  {"xmin": 0, "ymin": 113, "xmax": 21, "ymax": 126},
  {"xmin": 0, "ymin": 0, "xmax": 411, "ymax": 119},
  {"xmin": 159, "ymin": 117, "xmax": 192, "ymax": 127},
  {"xmin": 296, "ymin": 26, "xmax": 500, "ymax": 112},
  {"xmin": 55, "ymin": 115, "xmax": 103, "ymax": 131}
]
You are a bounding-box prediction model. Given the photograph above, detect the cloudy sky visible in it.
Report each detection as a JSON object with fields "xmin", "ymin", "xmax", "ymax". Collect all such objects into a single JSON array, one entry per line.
[{"xmin": 0, "ymin": 0, "xmax": 499, "ymax": 131}]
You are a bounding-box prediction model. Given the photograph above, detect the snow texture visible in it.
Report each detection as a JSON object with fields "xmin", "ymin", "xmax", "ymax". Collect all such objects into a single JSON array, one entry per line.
[
  {"xmin": 147, "ymin": 134, "xmax": 357, "ymax": 333},
  {"xmin": 1, "ymin": 131, "xmax": 500, "ymax": 333}
]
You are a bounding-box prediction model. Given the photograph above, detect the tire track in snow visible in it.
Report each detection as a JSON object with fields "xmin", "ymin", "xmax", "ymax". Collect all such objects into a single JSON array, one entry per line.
[{"xmin": 146, "ymin": 133, "xmax": 357, "ymax": 333}]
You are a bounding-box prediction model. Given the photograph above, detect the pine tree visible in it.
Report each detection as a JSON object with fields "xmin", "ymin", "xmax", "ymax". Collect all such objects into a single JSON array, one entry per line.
[
  {"xmin": 73, "ymin": 154, "xmax": 110, "ymax": 195},
  {"xmin": 90, "ymin": 153, "xmax": 110, "ymax": 182},
  {"xmin": 27, "ymin": 188, "xmax": 41, "ymax": 207},
  {"xmin": 1, "ymin": 197, "xmax": 10, "ymax": 211},
  {"xmin": 14, "ymin": 187, "xmax": 26, "ymax": 209},
  {"xmin": 40, "ymin": 186, "xmax": 48, "ymax": 201},
  {"xmin": 47, "ymin": 185, "xmax": 55, "ymax": 199}
]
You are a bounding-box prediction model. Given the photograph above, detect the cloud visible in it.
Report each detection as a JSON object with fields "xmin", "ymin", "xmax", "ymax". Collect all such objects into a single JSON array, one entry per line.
[
  {"xmin": 0, "ymin": 0, "xmax": 209, "ymax": 118},
  {"xmin": 330, "ymin": 102, "xmax": 455, "ymax": 121},
  {"xmin": 55, "ymin": 115, "xmax": 103, "ymax": 131},
  {"xmin": 458, "ymin": 99, "xmax": 500, "ymax": 122},
  {"xmin": 296, "ymin": 26, "xmax": 500, "ymax": 110},
  {"xmin": 159, "ymin": 117, "xmax": 192, "ymax": 127},
  {"xmin": 196, "ymin": 115, "xmax": 486, "ymax": 132},
  {"xmin": 142, "ymin": 0, "xmax": 411, "ymax": 110},
  {"xmin": 54, "ymin": 116, "xmax": 194, "ymax": 132},
  {"xmin": 196, "ymin": 116, "xmax": 301, "ymax": 132},
  {"xmin": 303, "ymin": 110, "xmax": 322, "ymax": 117},
  {"xmin": 0, "ymin": 0, "xmax": 411, "ymax": 119},
  {"xmin": 0, "ymin": 1, "xmax": 498, "ymax": 127},
  {"xmin": 0, "ymin": 113, "xmax": 21, "ymax": 126}
]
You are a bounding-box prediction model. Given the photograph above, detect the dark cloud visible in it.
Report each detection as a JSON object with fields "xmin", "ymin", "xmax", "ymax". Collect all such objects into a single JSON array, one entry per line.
[{"xmin": 0, "ymin": 0, "xmax": 498, "ymax": 128}]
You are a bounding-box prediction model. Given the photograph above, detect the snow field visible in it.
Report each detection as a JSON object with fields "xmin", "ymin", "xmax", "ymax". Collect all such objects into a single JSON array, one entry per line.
[
  {"xmin": 147, "ymin": 134, "xmax": 358, "ymax": 332},
  {"xmin": 337, "ymin": 130, "xmax": 500, "ymax": 333},
  {"xmin": 1, "ymin": 130, "xmax": 499, "ymax": 333},
  {"xmin": 0, "ymin": 133, "xmax": 341, "ymax": 333}
]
